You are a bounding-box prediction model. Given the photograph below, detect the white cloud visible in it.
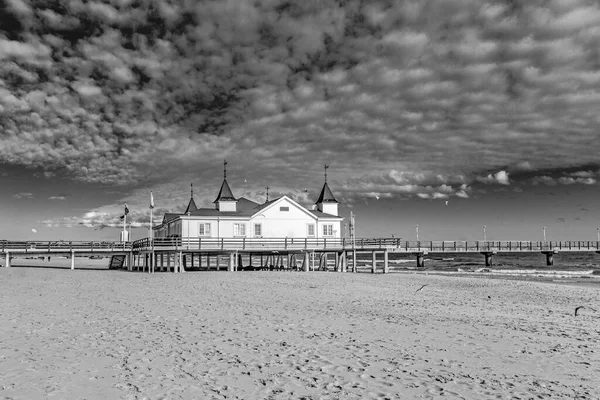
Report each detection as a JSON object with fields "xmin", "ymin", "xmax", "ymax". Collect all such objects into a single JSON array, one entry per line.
[
  {"xmin": 477, "ymin": 170, "xmax": 510, "ymax": 185},
  {"xmin": 13, "ymin": 192, "xmax": 33, "ymax": 199},
  {"xmin": 48, "ymin": 196, "xmax": 66, "ymax": 200},
  {"xmin": 558, "ymin": 177, "xmax": 596, "ymax": 185}
]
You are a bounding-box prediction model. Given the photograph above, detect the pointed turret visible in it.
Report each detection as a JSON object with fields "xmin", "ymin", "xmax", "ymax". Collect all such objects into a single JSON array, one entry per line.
[
  {"xmin": 315, "ymin": 182, "xmax": 338, "ymax": 204},
  {"xmin": 213, "ymin": 179, "xmax": 236, "ymax": 203},
  {"xmin": 315, "ymin": 164, "xmax": 339, "ymax": 216},
  {"xmin": 213, "ymin": 159, "xmax": 238, "ymax": 211},
  {"xmin": 185, "ymin": 183, "xmax": 197, "ymax": 214}
]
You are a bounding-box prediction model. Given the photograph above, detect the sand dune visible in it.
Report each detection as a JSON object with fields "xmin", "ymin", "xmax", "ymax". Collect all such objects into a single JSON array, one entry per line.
[{"xmin": 1, "ymin": 265, "xmax": 598, "ymax": 399}]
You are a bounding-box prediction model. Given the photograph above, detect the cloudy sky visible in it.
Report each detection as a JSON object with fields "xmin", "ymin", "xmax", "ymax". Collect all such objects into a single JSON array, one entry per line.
[{"xmin": 1, "ymin": 0, "xmax": 600, "ymax": 242}]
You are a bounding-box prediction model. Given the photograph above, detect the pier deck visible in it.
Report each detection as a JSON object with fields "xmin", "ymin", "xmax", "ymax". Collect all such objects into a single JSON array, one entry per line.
[{"xmin": 2, "ymin": 238, "xmax": 600, "ymax": 271}]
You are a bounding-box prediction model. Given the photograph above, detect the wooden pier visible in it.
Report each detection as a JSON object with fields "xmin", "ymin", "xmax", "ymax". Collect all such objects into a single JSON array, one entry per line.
[{"xmin": 2, "ymin": 238, "xmax": 600, "ymax": 271}]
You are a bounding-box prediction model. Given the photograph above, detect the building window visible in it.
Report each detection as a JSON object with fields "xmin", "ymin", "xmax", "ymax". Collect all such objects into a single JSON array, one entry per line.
[
  {"xmin": 198, "ymin": 223, "xmax": 211, "ymax": 236},
  {"xmin": 323, "ymin": 224, "xmax": 333, "ymax": 236},
  {"xmin": 254, "ymin": 223, "xmax": 262, "ymax": 237},
  {"xmin": 234, "ymin": 223, "xmax": 246, "ymax": 237},
  {"xmin": 307, "ymin": 224, "xmax": 315, "ymax": 236},
  {"xmin": 280, "ymin": 206, "xmax": 289, "ymax": 211}
]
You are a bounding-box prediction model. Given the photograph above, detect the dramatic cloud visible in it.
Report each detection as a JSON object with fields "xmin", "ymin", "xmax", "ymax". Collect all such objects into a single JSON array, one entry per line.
[
  {"xmin": 48, "ymin": 195, "xmax": 66, "ymax": 200},
  {"xmin": 532, "ymin": 169, "xmax": 599, "ymax": 185},
  {"xmin": 2, "ymin": 1, "xmax": 600, "ymax": 226}
]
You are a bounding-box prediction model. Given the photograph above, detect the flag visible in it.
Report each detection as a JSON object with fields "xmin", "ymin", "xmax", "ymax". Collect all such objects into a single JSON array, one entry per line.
[
  {"xmin": 150, "ymin": 192, "xmax": 154, "ymax": 209},
  {"xmin": 124, "ymin": 203, "xmax": 129, "ymax": 215}
]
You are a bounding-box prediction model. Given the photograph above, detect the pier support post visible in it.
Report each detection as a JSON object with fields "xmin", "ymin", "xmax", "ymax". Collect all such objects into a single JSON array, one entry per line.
[
  {"xmin": 304, "ymin": 252, "xmax": 309, "ymax": 272},
  {"xmin": 341, "ymin": 251, "xmax": 347, "ymax": 272},
  {"xmin": 414, "ymin": 252, "xmax": 425, "ymax": 268},
  {"xmin": 71, "ymin": 250, "xmax": 75, "ymax": 270},
  {"xmin": 542, "ymin": 250, "xmax": 557, "ymax": 266},
  {"xmin": 371, "ymin": 251, "xmax": 377, "ymax": 273},
  {"xmin": 5, "ymin": 251, "xmax": 10, "ymax": 268},
  {"xmin": 481, "ymin": 251, "xmax": 496, "ymax": 267},
  {"xmin": 352, "ymin": 250, "xmax": 357, "ymax": 273},
  {"xmin": 229, "ymin": 253, "xmax": 235, "ymax": 272},
  {"xmin": 167, "ymin": 252, "xmax": 171, "ymax": 272},
  {"xmin": 335, "ymin": 252, "xmax": 340, "ymax": 272},
  {"xmin": 383, "ymin": 249, "xmax": 389, "ymax": 273},
  {"xmin": 179, "ymin": 251, "xmax": 184, "ymax": 272}
]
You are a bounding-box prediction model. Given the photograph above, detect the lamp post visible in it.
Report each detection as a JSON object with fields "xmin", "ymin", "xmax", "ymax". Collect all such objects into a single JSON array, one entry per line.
[
  {"xmin": 597, "ymin": 228, "xmax": 599, "ymax": 243},
  {"xmin": 416, "ymin": 224, "xmax": 419, "ymax": 242},
  {"xmin": 543, "ymin": 226, "xmax": 546, "ymax": 242},
  {"xmin": 483, "ymin": 225, "xmax": 487, "ymax": 242}
]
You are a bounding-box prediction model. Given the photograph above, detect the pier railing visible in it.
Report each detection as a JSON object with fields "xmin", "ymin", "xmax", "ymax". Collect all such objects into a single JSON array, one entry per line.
[
  {"xmin": 0, "ymin": 240, "xmax": 132, "ymax": 252},
  {"xmin": 131, "ymin": 238, "xmax": 600, "ymax": 252},
  {"xmin": 2, "ymin": 238, "xmax": 599, "ymax": 254}
]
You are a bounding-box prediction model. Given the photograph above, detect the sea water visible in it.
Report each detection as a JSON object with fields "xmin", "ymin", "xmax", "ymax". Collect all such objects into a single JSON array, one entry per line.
[{"xmin": 353, "ymin": 251, "xmax": 600, "ymax": 283}]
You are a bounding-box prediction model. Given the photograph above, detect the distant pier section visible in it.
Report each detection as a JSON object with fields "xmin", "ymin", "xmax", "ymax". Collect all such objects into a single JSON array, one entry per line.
[{"xmin": 2, "ymin": 238, "xmax": 600, "ymax": 271}]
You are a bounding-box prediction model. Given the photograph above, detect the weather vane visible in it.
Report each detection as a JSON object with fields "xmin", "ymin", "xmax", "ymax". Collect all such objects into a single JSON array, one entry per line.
[
  {"xmin": 324, "ymin": 164, "xmax": 329, "ymax": 182},
  {"xmin": 266, "ymin": 185, "xmax": 269, "ymax": 202},
  {"xmin": 190, "ymin": 182, "xmax": 193, "ymax": 198},
  {"xmin": 223, "ymin": 159, "xmax": 228, "ymax": 179}
]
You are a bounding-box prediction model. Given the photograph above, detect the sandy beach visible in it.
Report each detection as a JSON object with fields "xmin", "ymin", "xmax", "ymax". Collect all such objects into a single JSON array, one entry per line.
[{"xmin": 1, "ymin": 263, "xmax": 598, "ymax": 399}]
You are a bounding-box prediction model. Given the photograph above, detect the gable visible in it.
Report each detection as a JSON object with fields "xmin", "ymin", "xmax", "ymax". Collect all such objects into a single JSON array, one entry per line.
[{"xmin": 251, "ymin": 196, "xmax": 317, "ymax": 221}]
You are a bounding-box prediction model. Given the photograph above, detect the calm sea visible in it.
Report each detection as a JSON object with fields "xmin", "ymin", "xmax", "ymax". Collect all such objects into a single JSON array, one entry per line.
[{"xmin": 353, "ymin": 251, "xmax": 600, "ymax": 283}]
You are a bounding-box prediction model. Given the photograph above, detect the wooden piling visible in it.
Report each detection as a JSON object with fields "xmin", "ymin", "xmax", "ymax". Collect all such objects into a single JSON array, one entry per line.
[
  {"xmin": 383, "ymin": 250, "xmax": 389, "ymax": 273},
  {"xmin": 371, "ymin": 251, "xmax": 376, "ymax": 273}
]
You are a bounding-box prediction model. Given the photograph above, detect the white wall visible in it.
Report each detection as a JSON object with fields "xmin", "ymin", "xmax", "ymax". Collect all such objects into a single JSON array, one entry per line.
[
  {"xmin": 317, "ymin": 220, "xmax": 342, "ymax": 239},
  {"xmin": 250, "ymin": 198, "xmax": 318, "ymax": 238},
  {"xmin": 319, "ymin": 202, "xmax": 338, "ymax": 216},
  {"xmin": 218, "ymin": 201, "xmax": 237, "ymax": 212}
]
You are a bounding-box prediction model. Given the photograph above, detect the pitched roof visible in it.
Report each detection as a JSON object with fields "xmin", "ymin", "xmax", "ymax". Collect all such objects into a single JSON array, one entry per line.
[
  {"xmin": 155, "ymin": 195, "xmax": 343, "ymax": 227},
  {"xmin": 189, "ymin": 196, "xmax": 274, "ymax": 217},
  {"xmin": 315, "ymin": 182, "xmax": 338, "ymax": 203},
  {"xmin": 237, "ymin": 197, "xmax": 261, "ymax": 210},
  {"xmin": 161, "ymin": 213, "xmax": 181, "ymax": 225},
  {"xmin": 309, "ymin": 209, "xmax": 343, "ymax": 219},
  {"xmin": 184, "ymin": 197, "xmax": 198, "ymax": 214},
  {"xmin": 213, "ymin": 179, "xmax": 236, "ymax": 203}
]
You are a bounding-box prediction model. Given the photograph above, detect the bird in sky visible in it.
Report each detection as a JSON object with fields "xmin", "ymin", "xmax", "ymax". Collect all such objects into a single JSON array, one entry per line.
[
  {"xmin": 445, "ymin": 201, "xmax": 449, "ymax": 206},
  {"xmin": 31, "ymin": 228, "xmax": 37, "ymax": 233},
  {"xmin": 375, "ymin": 194, "xmax": 380, "ymax": 200}
]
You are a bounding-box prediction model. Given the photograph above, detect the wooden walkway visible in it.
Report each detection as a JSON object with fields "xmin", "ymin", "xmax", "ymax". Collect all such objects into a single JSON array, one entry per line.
[
  {"xmin": 131, "ymin": 237, "xmax": 600, "ymax": 253},
  {"xmin": 2, "ymin": 238, "xmax": 600, "ymax": 271}
]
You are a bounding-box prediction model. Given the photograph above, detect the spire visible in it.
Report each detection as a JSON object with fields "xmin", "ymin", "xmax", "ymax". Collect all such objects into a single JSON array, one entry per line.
[
  {"xmin": 213, "ymin": 179, "xmax": 236, "ymax": 202},
  {"xmin": 184, "ymin": 182, "xmax": 197, "ymax": 214},
  {"xmin": 316, "ymin": 164, "xmax": 338, "ymax": 204},
  {"xmin": 315, "ymin": 182, "xmax": 338, "ymax": 203}
]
